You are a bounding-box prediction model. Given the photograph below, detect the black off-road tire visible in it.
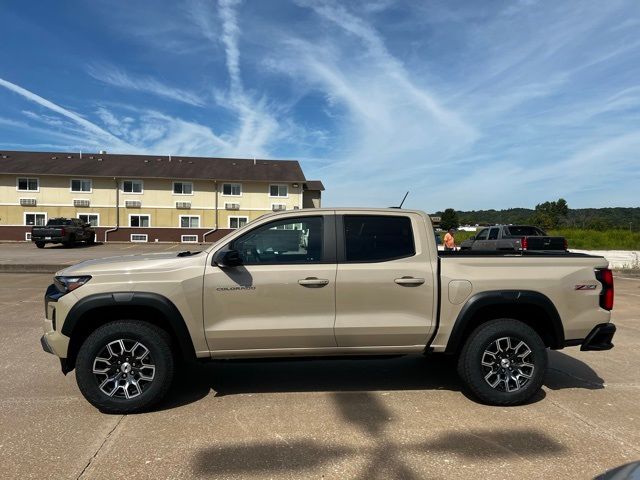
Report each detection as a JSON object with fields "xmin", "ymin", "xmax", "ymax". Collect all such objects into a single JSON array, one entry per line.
[
  {"xmin": 75, "ymin": 321, "xmax": 174, "ymax": 414},
  {"xmin": 457, "ymin": 318, "xmax": 547, "ymax": 406},
  {"xmin": 86, "ymin": 233, "xmax": 95, "ymax": 245},
  {"xmin": 35, "ymin": 242, "xmax": 45, "ymax": 249}
]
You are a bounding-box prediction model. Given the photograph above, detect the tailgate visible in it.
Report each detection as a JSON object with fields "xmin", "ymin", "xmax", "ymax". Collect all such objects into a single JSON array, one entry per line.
[
  {"xmin": 32, "ymin": 227, "xmax": 62, "ymax": 237},
  {"xmin": 525, "ymin": 236, "xmax": 565, "ymax": 250}
]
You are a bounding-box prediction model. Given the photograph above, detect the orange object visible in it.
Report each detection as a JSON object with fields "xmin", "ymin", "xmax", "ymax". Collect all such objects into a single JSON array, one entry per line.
[{"xmin": 444, "ymin": 232, "xmax": 455, "ymax": 249}]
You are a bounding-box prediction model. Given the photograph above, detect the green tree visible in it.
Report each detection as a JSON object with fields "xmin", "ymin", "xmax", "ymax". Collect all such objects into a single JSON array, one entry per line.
[
  {"xmin": 440, "ymin": 208, "xmax": 459, "ymax": 231},
  {"xmin": 530, "ymin": 198, "xmax": 569, "ymax": 230}
]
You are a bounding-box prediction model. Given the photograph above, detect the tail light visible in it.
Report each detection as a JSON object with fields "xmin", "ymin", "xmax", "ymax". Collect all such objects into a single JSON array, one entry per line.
[
  {"xmin": 520, "ymin": 237, "xmax": 528, "ymax": 250},
  {"xmin": 563, "ymin": 238, "xmax": 568, "ymax": 250},
  {"xmin": 595, "ymin": 268, "xmax": 614, "ymax": 311},
  {"xmin": 60, "ymin": 228, "xmax": 66, "ymax": 236}
]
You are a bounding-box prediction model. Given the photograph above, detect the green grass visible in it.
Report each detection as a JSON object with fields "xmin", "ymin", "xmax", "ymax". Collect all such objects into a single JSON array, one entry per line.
[
  {"xmin": 448, "ymin": 228, "xmax": 640, "ymax": 250},
  {"xmin": 549, "ymin": 229, "xmax": 640, "ymax": 250}
]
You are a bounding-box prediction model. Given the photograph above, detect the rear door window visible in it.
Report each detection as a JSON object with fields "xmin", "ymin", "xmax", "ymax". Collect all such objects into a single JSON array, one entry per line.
[
  {"xmin": 343, "ymin": 215, "xmax": 415, "ymax": 262},
  {"xmin": 488, "ymin": 228, "xmax": 499, "ymax": 240}
]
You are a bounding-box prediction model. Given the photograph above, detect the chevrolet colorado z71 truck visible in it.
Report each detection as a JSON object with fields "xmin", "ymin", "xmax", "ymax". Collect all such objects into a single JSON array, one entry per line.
[{"xmin": 40, "ymin": 209, "xmax": 616, "ymax": 413}]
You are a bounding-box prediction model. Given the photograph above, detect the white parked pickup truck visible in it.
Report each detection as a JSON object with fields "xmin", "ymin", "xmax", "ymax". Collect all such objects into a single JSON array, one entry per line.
[{"xmin": 41, "ymin": 208, "xmax": 616, "ymax": 413}]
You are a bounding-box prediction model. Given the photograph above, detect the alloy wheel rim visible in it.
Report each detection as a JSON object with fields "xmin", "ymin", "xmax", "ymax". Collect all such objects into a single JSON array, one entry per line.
[
  {"xmin": 481, "ymin": 336, "xmax": 535, "ymax": 393},
  {"xmin": 92, "ymin": 339, "xmax": 156, "ymax": 399}
]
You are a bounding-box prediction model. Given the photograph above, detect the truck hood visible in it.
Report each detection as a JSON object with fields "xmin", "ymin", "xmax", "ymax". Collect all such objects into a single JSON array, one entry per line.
[{"xmin": 56, "ymin": 251, "xmax": 204, "ymax": 276}]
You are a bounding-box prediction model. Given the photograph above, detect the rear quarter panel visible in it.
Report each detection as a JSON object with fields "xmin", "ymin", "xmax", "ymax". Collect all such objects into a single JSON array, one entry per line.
[{"xmin": 432, "ymin": 255, "xmax": 611, "ymax": 352}]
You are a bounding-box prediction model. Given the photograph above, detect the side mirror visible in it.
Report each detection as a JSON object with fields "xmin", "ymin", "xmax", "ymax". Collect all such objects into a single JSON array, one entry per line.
[
  {"xmin": 469, "ymin": 236, "xmax": 476, "ymax": 241},
  {"xmin": 212, "ymin": 248, "xmax": 242, "ymax": 268}
]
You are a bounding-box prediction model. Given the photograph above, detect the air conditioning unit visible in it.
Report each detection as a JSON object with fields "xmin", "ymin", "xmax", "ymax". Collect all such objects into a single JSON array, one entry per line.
[
  {"xmin": 125, "ymin": 200, "xmax": 141, "ymax": 208},
  {"xmin": 20, "ymin": 198, "xmax": 37, "ymax": 206},
  {"xmin": 272, "ymin": 204, "xmax": 286, "ymax": 211},
  {"xmin": 225, "ymin": 203, "xmax": 240, "ymax": 210},
  {"xmin": 73, "ymin": 199, "xmax": 90, "ymax": 207},
  {"xmin": 176, "ymin": 201, "xmax": 191, "ymax": 209}
]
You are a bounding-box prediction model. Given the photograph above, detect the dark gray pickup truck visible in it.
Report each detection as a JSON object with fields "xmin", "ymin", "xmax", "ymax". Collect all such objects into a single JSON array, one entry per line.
[
  {"xmin": 459, "ymin": 225, "xmax": 567, "ymax": 252},
  {"xmin": 32, "ymin": 218, "xmax": 96, "ymax": 248}
]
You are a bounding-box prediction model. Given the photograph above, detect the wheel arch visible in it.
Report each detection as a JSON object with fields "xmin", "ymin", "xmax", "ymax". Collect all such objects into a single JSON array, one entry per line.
[
  {"xmin": 445, "ymin": 290, "xmax": 564, "ymax": 354},
  {"xmin": 61, "ymin": 292, "xmax": 196, "ymax": 373}
]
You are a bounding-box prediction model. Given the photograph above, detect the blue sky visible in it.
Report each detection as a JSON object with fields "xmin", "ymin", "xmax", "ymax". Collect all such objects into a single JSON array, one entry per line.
[{"xmin": 1, "ymin": 0, "xmax": 639, "ymax": 211}]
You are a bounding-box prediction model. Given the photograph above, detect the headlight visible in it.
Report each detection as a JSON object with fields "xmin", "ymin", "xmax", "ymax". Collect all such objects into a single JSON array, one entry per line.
[{"xmin": 54, "ymin": 275, "xmax": 92, "ymax": 294}]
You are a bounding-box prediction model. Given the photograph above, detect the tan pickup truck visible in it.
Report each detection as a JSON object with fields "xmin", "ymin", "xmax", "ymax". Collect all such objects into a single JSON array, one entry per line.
[{"xmin": 41, "ymin": 208, "xmax": 616, "ymax": 413}]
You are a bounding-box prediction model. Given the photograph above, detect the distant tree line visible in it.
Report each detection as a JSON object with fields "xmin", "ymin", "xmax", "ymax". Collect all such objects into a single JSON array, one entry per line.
[{"xmin": 435, "ymin": 200, "xmax": 640, "ymax": 231}]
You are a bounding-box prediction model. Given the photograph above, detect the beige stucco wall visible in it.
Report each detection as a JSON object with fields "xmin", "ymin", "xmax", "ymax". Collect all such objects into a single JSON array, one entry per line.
[{"xmin": 0, "ymin": 174, "xmax": 305, "ymax": 228}]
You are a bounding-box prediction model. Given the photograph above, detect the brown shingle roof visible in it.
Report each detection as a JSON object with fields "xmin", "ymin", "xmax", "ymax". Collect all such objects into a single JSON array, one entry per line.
[
  {"xmin": 0, "ymin": 150, "xmax": 307, "ymax": 182},
  {"xmin": 304, "ymin": 180, "xmax": 325, "ymax": 191}
]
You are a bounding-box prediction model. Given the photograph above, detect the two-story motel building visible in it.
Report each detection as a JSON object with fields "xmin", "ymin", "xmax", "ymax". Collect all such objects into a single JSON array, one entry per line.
[{"xmin": 0, "ymin": 150, "xmax": 324, "ymax": 243}]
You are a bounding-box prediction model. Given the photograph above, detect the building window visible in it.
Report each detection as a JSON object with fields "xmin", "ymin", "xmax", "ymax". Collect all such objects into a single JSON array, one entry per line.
[
  {"xmin": 24, "ymin": 213, "xmax": 47, "ymax": 226},
  {"xmin": 78, "ymin": 214, "xmax": 100, "ymax": 227},
  {"xmin": 222, "ymin": 183, "xmax": 242, "ymax": 196},
  {"xmin": 71, "ymin": 179, "xmax": 92, "ymax": 192},
  {"xmin": 130, "ymin": 234, "xmax": 148, "ymax": 242},
  {"xmin": 181, "ymin": 235, "xmax": 198, "ymax": 243},
  {"xmin": 17, "ymin": 178, "xmax": 39, "ymax": 192},
  {"xmin": 229, "ymin": 216, "xmax": 248, "ymax": 229},
  {"xmin": 129, "ymin": 215, "xmax": 150, "ymax": 227},
  {"xmin": 180, "ymin": 216, "xmax": 200, "ymax": 228},
  {"xmin": 269, "ymin": 184, "xmax": 288, "ymax": 197},
  {"xmin": 123, "ymin": 180, "xmax": 143, "ymax": 193},
  {"xmin": 173, "ymin": 181, "xmax": 193, "ymax": 195}
]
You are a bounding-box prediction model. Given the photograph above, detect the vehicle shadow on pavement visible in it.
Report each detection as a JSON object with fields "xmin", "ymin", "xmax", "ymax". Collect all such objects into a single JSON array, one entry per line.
[
  {"xmin": 40, "ymin": 242, "xmax": 104, "ymax": 249},
  {"xmin": 155, "ymin": 353, "xmax": 563, "ymax": 412},
  {"xmin": 544, "ymin": 350, "xmax": 604, "ymax": 390},
  {"xmin": 191, "ymin": 390, "xmax": 566, "ymax": 478}
]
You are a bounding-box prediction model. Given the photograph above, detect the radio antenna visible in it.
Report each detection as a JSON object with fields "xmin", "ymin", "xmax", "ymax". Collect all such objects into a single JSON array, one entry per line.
[{"xmin": 398, "ymin": 191, "xmax": 409, "ymax": 208}]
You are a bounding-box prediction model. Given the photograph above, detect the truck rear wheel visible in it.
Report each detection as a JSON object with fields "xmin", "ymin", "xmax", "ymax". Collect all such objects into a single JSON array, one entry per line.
[
  {"xmin": 35, "ymin": 242, "xmax": 45, "ymax": 249},
  {"xmin": 457, "ymin": 318, "xmax": 547, "ymax": 406},
  {"xmin": 75, "ymin": 320, "xmax": 174, "ymax": 414}
]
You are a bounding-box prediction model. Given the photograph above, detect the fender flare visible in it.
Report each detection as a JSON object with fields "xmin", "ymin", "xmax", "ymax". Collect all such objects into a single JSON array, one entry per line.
[
  {"xmin": 444, "ymin": 290, "xmax": 564, "ymax": 353},
  {"xmin": 61, "ymin": 292, "xmax": 196, "ymax": 360}
]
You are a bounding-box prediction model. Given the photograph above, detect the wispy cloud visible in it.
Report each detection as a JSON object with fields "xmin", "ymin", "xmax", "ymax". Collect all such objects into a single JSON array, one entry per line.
[
  {"xmin": 0, "ymin": 77, "xmax": 132, "ymax": 150},
  {"xmin": 1, "ymin": 0, "xmax": 639, "ymax": 209},
  {"xmin": 87, "ymin": 64, "xmax": 206, "ymax": 107}
]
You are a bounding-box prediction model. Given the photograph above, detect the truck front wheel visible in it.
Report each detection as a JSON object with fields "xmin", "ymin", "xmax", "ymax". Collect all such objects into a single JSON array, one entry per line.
[
  {"xmin": 457, "ymin": 318, "xmax": 547, "ymax": 406},
  {"xmin": 35, "ymin": 242, "xmax": 45, "ymax": 249},
  {"xmin": 75, "ymin": 320, "xmax": 174, "ymax": 414}
]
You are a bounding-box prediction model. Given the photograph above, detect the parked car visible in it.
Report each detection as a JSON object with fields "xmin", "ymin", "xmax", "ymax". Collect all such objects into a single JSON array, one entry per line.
[
  {"xmin": 32, "ymin": 218, "xmax": 95, "ymax": 248},
  {"xmin": 41, "ymin": 208, "xmax": 614, "ymax": 413},
  {"xmin": 459, "ymin": 225, "xmax": 567, "ymax": 251}
]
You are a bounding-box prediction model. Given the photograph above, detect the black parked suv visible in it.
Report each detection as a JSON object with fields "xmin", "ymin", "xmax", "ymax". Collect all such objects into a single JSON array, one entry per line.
[{"xmin": 31, "ymin": 218, "xmax": 96, "ymax": 248}]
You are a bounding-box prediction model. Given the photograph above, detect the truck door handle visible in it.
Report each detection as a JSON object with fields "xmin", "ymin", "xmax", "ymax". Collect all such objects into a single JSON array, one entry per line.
[
  {"xmin": 298, "ymin": 277, "xmax": 330, "ymax": 287},
  {"xmin": 394, "ymin": 277, "xmax": 425, "ymax": 286}
]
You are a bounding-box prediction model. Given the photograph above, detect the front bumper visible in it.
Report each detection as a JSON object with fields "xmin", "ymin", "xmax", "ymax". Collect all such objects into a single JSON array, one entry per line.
[
  {"xmin": 41, "ymin": 284, "xmax": 70, "ymax": 359},
  {"xmin": 580, "ymin": 323, "xmax": 616, "ymax": 351}
]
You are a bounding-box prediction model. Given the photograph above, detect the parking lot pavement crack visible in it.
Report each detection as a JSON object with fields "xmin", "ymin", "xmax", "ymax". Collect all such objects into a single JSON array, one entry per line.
[
  {"xmin": 76, "ymin": 415, "xmax": 125, "ymax": 480},
  {"xmin": 548, "ymin": 399, "xmax": 640, "ymax": 454}
]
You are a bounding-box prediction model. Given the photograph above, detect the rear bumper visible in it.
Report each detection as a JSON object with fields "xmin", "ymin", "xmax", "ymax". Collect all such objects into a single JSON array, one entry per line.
[
  {"xmin": 33, "ymin": 236, "xmax": 65, "ymax": 243},
  {"xmin": 580, "ymin": 323, "xmax": 616, "ymax": 351}
]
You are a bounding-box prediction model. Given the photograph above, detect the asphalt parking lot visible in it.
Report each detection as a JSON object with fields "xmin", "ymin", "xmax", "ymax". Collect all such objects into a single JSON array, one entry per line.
[{"xmin": 0, "ymin": 273, "xmax": 638, "ymax": 479}]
